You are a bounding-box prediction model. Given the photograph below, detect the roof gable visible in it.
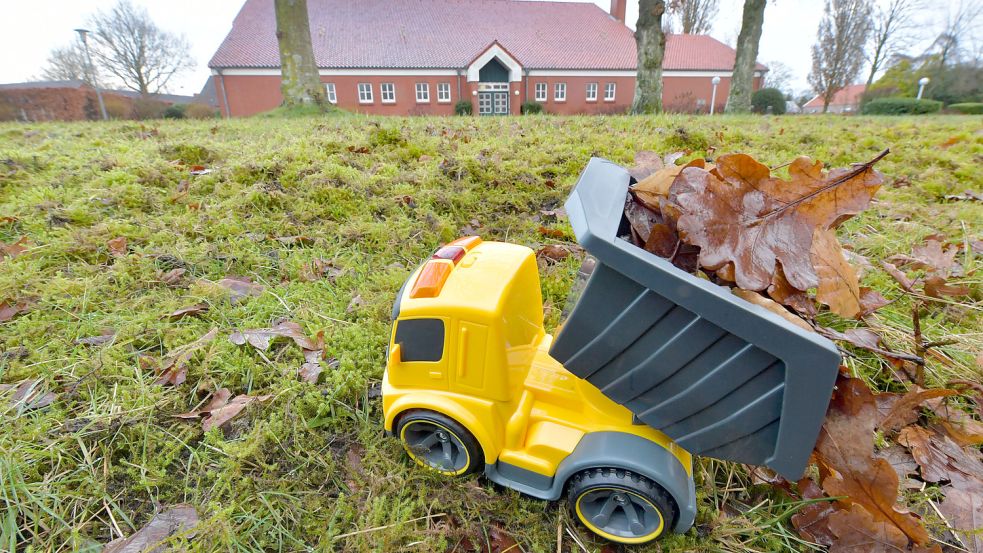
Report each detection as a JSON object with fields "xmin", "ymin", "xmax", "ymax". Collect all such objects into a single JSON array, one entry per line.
[{"xmin": 804, "ymin": 84, "xmax": 866, "ymax": 108}]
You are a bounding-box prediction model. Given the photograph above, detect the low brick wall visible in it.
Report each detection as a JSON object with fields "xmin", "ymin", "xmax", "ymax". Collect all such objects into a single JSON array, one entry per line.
[{"xmin": 0, "ymin": 87, "xmax": 135, "ymax": 122}]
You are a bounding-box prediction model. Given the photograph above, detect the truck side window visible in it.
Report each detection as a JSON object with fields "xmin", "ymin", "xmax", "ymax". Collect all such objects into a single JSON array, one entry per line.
[{"xmin": 394, "ymin": 318, "xmax": 445, "ymax": 362}]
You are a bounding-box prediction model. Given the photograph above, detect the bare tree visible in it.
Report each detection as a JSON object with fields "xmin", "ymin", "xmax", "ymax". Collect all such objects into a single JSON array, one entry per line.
[
  {"xmin": 275, "ymin": 0, "xmax": 325, "ymax": 107},
  {"xmin": 763, "ymin": 60, "xmax": 795, "ymax": 95},
  {"xmin": 864, "ymin": 0, "xmax": 920, "ymax": 87},
  {"xmin": 40, "ymin": 44, "xmax": 91, "ymax": 83},
  {"xmin": 88, "ymin": 0, "xmax": 193, "ymax": 95},
  {"xmin": 632, "ymin": 0, "xmax": 668, "ymax": 113},
  {"xmin": 725, "ymin": 0, "xmax": 767, "ymax": 113},
  {"xmin": 930, "ymin": 0, "xmax": 981, "ymax": 69},
  {"xmin": 667, "ymin": 0, "xmax": 719, "ymax": 34},
  {"xmin": 808, "ymin": 0, "xmax": 873, "ymax": 112}
]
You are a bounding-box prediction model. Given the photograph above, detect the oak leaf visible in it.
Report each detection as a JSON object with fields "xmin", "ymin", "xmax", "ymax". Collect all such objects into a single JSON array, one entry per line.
[
  {"xmin": 669, "ymin": 152, "xmax": 884, "ymax": 318},
  {"xmin": 103, "ymin": 504, "xmax": 199, "ymax": 553},
  {"xmin": 154, "ymin": 328, "xmax": 218, "ymax": 386},
  {"xmin": 631, "ymin": 157, "xmax": 706, "ymax": 210},
  {"xmin": 229, "ymin": 321, "xmax": 318, "ymax": 351},
  {"xmin": 1, "ymin": 236, "xmax": 32, "ymax": 259},
  {"xmin": 897, "ymin": 425, "xmax": 983, "ymax": 486},
  {"xmin": 938, "ymin": 486, "xmax": 983, "ymax": 552}
]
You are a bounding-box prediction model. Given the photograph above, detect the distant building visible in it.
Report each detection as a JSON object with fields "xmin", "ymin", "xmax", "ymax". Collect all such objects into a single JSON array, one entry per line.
[
  {"xmin": 208, "ymin": 0, "xmax": 767, "ymax": 117},
  {"xmin": 802, "ymin": 84, "xmax": 866, "ymax": 114}
]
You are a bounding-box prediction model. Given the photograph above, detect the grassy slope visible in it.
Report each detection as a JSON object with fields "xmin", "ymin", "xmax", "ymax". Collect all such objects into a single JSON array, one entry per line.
[{"xmin": 0, "ymin": 114, "xmax": 979, "ymax": 552}]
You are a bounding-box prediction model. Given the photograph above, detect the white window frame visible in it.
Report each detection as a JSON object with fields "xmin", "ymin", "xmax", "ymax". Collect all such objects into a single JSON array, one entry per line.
[
  {"xmin": 325, "ymin": 83, "xmax": 337, "ymax": 104},
  {"xmin": 535, "ymin": 82, "xmax": 547, "ymax": 102},
  {"xmin": 357, "ymin": 83, "xmax": 373, "ymax": 104},
  {"xmin": 380, "ymin": 82, "xmax": 396, "ymax": 104},
  {"xmin": 415, "ymin": 82, "xmax": 430, "ymax": 103},
  {"xmin": 437, "ymin": 82, "xmax": 451, "ymax": 103},
  {"xmin": 586, "ymin": 82, "xmax": 598, "ymax": 102},
  {"xmin": 554, "ymin": 82, "xmax": 567, "ymax": 102},
  {"xmin": 604, "ymin": 82, "xmax": 616, "ymax": 101}
]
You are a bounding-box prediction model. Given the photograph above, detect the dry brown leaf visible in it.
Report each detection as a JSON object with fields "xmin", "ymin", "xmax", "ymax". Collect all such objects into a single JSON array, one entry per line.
[
  {"xmin": 154, "ymin": 328, "xmax": 218, "ymax": 386},
  {"xmin": 215, "ymin": 277, "xmax": 264, "ymax": 303},
  {"xmin": 159, "ymin": 268, "xmax": 186, "ymax": 285},
  {"xmin": 922, "ymin": 275, "xmax": 970, "ymax": 298},
  {"xmin": 229, "ymin": 321, "xmax": 318, "ymax": 351},
  {"xmin": 857, "ymin": 288, "xmax": 891, "ymax": 318},
  {"xmin": 910, "ymin": 238, "xmax": 958, "ymax": 273},
  {"xmin": 827, "ymin": 504, "xmax": 915, "ymax": 553},
  {"xmin": 768, "ymin": 264, "xmax": 818, "ymax": 317},
  {"xmin": 76, "ymin": 329, "xmax": 116, "ymax": 346},
  {"xmin": 302, "ymin": 258, "xmax": 345, "ymax": 282},
  {"xmin": 103, "ymin": 504, "xmax": 199, "ymax": 553},
  {"xmin": 163, "ymin": 303, "xmax": 209, "ymax": 321},
  {"xmin": 814, "ymin": 376, "xmax": 931, "ymax": 546},
  {"xmin": 790, "ymin": 477, "xmax": 838, "ymax": 547},
  {"xmin": 937, "ymin": 486, "xmax": 983, "ymax": 552},
  {"xmin": 897, "ymin": 425, "xmax": 983, "ymax": 486},
  {"xmin": 536, "ymin": 244, "xmax": 574, "ymax": 262},
  {"xmin": 623, "ymin": 196, "xmax": 661, "ymax": 244},
  {"xmin": 670, "ymin": 152, "xmax": 883, "ymax": 306},
  {"xmin": 731, "ymin": 289, "xmax": 813, "ymax": 332},
  {"xmin": 632, "ymin": 157, "xmax": 706, "ymax": 209},
  {"xmin": 202, "ymin": 394, "xmax": 271, "ymax": 432},
  {"xmin": 878, "ymin": 388, "xmax": 958, "ymax": 433},
  {"xmin": 1, "ymin": 379, "xmax": 55, "ymax": 412},
  {"xmin": 346, "ymin": 294, "xmax": 364, "ymax": 313},
  {"xmin": 275, "ymin": 235, "xmax": 315, "ymax": 247},
  {"xmin": 628, "ymin": 150, "xmax": 665, "ymax": 181},
  {"xmin": 537, "ymin": 226, "xmax": 566, "ymax": 239},
  {"xmin": 0, "ymin": 299, "xmax": 33, "ymax": 322},
  {"xmin": 812, "ymin": 228, "xmax": 862, "ymax": 317},
  {"xmin": 107, "ymin": 237, "xmax": 128, "ymax": 256},
  {"xmin": 880, "ymin": 261, "xmax": 917, "ymax": 292},
  {"xmin": 1, "ymin": 236, "xmax": 32, "ymax": 259}
]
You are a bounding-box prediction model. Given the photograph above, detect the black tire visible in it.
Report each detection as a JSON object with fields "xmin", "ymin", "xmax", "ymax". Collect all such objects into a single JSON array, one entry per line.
[
  {"xmin": 395, "ymin": 410, "xmax": 482, "ymax": 476},
  {"xmin": 567, "ymin": 468, "xmax": 677, "ymax": 544}
]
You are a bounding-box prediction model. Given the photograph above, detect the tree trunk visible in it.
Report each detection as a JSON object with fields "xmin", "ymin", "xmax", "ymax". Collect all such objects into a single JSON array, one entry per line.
[
  {"xmin": 725, "ymin": 0, "xmax": 766, "ymax": 113},
  {"xmin": 632, "ymin": 0, "xmax": 667, "ymax": 114},
  {"xmin": 274, "ymin": 0, "xmax": 324, "ymax": 107}
]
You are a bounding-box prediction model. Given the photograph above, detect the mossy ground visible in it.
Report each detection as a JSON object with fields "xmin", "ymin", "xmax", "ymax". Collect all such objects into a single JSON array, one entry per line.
[{"xmin": 0, "ymin": 114, "xmax": 980, "ymax": 552}]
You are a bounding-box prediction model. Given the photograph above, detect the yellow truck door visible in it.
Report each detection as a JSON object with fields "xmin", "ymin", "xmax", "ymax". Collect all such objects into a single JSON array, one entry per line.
[{"xmin": 455, "ymin": 321, "xmax": 488, "ymax": 393}]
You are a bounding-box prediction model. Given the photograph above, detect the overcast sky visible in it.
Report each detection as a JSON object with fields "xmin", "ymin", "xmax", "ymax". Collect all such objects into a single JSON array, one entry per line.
[{"xmin": 0, "ymin": 0, "xmax": 952, "ymax": 98}]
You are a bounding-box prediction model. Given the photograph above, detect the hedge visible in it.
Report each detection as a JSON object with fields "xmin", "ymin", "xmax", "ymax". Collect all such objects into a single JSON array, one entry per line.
[
  {"xmin": 947, "ymin": 102, "xmax": 983, "ymax": 114},
  {"xmin": 751, "ymin": 87, "xmax": 787, "ymax": 115},
  {"xmin": 454, "ymin": 100, "xmax": 473, "ymax": 116},
  {"xmin": 521, "ymin": 101, "xmax": 543, "ymax": 115},
  {"xmin": 861, "ymin": 98, "xmax": 942, "ymax": 115}
]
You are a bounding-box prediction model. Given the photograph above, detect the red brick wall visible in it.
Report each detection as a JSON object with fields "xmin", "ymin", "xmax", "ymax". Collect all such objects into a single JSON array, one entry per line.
[
  {"xmin": 0, "ymin": 88, "xmax": 102, "ymax": 121},
  {"xmin": 216, "ymin": 74, "xmax": 764, "ymax": 117}
]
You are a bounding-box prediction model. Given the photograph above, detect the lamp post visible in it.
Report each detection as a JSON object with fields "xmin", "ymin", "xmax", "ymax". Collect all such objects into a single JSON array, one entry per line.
[
  {"xmin": 74, "ymin": 28, "xmax": 108, "ymax": 120},
  {"xmin": 917, "ymin": 77, "xmax": 929, "ymax": 100},
  {"xmin": 710, "ymin": 76, "xmax": 721, "ymax": 115}
]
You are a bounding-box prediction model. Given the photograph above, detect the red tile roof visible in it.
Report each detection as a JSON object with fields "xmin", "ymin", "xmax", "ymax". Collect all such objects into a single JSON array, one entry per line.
[
  {"xmin": 804, "ymin": 84, "xmax": 867, "ymax": 108},
  {"xmin": 210, "ymin": 0, "xmax": 765, "ymax": 72}
]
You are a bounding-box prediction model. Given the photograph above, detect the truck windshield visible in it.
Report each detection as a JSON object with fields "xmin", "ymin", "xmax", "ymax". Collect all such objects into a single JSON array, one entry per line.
[
  {"xmin": 557, "ymin": 256, "xmax": 596, "ymax": 333},
  {"xmin": 394, "ymin": 318, "xmax": 445, "ymax": 362}
]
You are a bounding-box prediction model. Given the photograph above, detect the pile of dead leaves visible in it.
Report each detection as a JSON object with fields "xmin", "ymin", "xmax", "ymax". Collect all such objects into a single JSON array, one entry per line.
[{"xmin": 625, "ymin": 150, "xmax": 982, "ymax": 551}]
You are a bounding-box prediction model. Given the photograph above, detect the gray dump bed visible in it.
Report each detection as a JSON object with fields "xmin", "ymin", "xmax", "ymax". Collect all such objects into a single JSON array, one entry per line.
[{"xmin": 550, "ymin": 158, "xmax": 841, "ymax": 480}]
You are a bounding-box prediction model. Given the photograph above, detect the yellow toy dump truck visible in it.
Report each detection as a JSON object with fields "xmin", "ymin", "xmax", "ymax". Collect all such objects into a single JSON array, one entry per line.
[{"xmin": 382, "ymin": 158, "xmax": 841, "ymax": 544}]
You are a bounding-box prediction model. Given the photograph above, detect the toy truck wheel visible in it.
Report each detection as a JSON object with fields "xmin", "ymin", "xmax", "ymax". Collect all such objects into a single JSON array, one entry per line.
[
  {"xmin": 567, "ymin": 468, "xmax": 677, "ymax": 544},
  {"xmin": 396, "ymin": 410, "xmax": 481, "ymax": 476}
]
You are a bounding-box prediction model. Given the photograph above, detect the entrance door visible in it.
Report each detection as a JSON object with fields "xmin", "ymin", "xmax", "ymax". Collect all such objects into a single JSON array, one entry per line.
[{"xmin": 478, "ymin": 91, "xmax": 509, "ymax": 116}]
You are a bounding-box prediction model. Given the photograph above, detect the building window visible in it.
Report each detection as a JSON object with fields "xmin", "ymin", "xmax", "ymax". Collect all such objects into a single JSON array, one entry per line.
[
  {"xmin": 586, "ymin": 82, "xmax": 598, "ymax": 102},
  {"xmin": 325, "ymin": 83, "xmax": 337, "ymax": 104},
  {"xmin": 554, "ymin": 82, "xmax": 567, "ymax": 101},
  {"xmin": 416, "ymin": 83, "xmax": 430, "ymax": 103},
  {"xmin": 535, "ymin": 82, "xmax": 547, "ymax": 102},
  {"xmin": 381, "ymin": 83, "xmax": 395, "ymax": 103},
  {"xmin": 604, "ymin": 82, "xmax": 616, "ymax": 101},
  {"xmin": 437, "ymin": 82, "xmax": 451, "ymax": 103},
  {"xmin": 357, "ymin": 83, "xmax": 373, "ymax": 103}
]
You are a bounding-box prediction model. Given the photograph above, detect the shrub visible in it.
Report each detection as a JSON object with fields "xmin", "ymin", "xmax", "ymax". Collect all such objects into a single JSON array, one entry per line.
[
  {"xmin": 521, "ymin": 101, "xmax": 543, "ymax": 115},
  {"xmin": 132, "ymin": 98, "xmax": 168, "ymax": 120},
  {"xmin": 184, "ymin": 103, "xmax": 220, "ymax": 119},
  {"xmin": 163, "ymin": 104, "xmax": 187, "ymax": 119},
  {"xmin": 947, "ymin": 102, "xmax": 983, "ymax": 114},
  {"xmin": 454, "ymin": 100, "xmax": 473, "ymax": 116},
  {"xmin": 861, "ymin": 98, "xmax": 942, "ymax": 115},
  {"xmin": 102, "ymin": 95, "xmax": 132, "ymax": 119},
  {"xmin": 751, "ymin": 87, "xmax": 787, "ymax": 115}
]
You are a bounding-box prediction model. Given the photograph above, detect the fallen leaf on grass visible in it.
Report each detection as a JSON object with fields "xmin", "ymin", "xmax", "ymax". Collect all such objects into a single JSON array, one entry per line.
[
  {"xmin": 0, "ymin": 299, "xmax": 34, "ymax": 322},
  {"xmin": 812, "ymin": 228, "xmax": 863, "ymax": 318},
  {"xmin": 346, "ymin": 295, "xmax": 364, "ymax": 313},
  {"xmin": 163, "ymin": 304, "xmax": 209, "ymax": 321},
  {"xmin": 76, "ymin": 329, "xmax": 116, "ymax": 346},
  {"xmin": 878, "ymin": 388, "xmax": 958, "ymax": 432},
  {"xmin": 175, "ymin": 388, "xmax": 270, "ymax": 431},
  {"xmin": 537, "ymin": 226, "xmax": 566, "ymax": 239},
  {"xmin": 627, "ymin": 150, "xmax": 665, "ymax": 181},
  {"xmin": 937, "ymin": 486, "xmax": 983, "ymax": 552},
  {"xmin": 159, "ymin": 268, "xmax": 186, "ymax": 285},
  {"xmin": 0, "ymin": 379, "xmax": 56, "ymax": 412},
  {"xmin": 275, "ymin": 235, "xmax": 315, "ymax": 247},
  {"xmin": 910, "ymin": 238, "xmax": 959, "ymax": 273},
  {"xmin": 103, "ymin": 504, "xmax": 199, "ymax": 553},
  {"xmin": 487, "ymin": 524, "xmax": 519, "ymax": 553},
  {"xmin": 880, "ymin": 261, "xmax": 917, "ymax": 291},
  {"xmin": 923, "ymin": 275, "xmax": 970, "ymax": 298},
  {"xmin": 897, "ymin": 425, "xmax": 983, "ymax": 486},
  {"xmin": 154, "ymin": 328, "xmax": 219, "ymax": 386},
  {"xmin": 302, "ymin": 258, "xmax": 345, "ymax": 282},
  {"xmin": 945, "ymin": 190, "xmax": 983, "ymax": 202},
  {"xmin": 790, "ymin": 478, "xmax": 838, "ymax": 547},
  {"xmin": 174, "ymin": 388, "xmax": 231, "ymax": 419},
  {"xmin": 107, "ymin": 237, "xmax": 128, "ymax": 256},
  {"xmin": 858, "ymin": 288, "xmax": 891, "ymax": 318},
  {"xmin": 1, "ymin": 236, "xmax": 32, "ymax": 259},
  {"xmin": 826, "ymin": 504, "xmax": 932, "ymax": 553},
  {"xmin": 536, "ymin": 244, "xmax": 574, "ymax": 262},
  {"xmin": 214, "ymin": 277, "xmax": 264, "ymax": 303},
  {"xmin": 230, "ymin": 321, "xmax": 318, "ymax": 351}
]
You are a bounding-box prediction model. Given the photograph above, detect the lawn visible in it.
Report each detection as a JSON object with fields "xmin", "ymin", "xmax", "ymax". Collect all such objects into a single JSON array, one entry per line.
[{"xmin": 0, "ymin": 113, "xmax": 980, "ymax": 552}]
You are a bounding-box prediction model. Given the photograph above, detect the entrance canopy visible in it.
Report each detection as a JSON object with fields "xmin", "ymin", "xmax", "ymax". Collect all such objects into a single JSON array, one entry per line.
[{"xmin": 467, "ymin": 42, "xmax": 522, "ymax": 82}]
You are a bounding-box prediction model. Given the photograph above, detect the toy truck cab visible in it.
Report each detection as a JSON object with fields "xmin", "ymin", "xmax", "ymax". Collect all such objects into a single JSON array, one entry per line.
[{"xmin": 383, "ymin": 158, "xmax": 841, "ymax": 544}]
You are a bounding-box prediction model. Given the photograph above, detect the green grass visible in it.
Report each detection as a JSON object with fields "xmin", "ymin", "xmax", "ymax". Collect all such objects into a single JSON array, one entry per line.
[{"xmin": 0, "ymin": 114, "xmax": 980, "ymax": 552}]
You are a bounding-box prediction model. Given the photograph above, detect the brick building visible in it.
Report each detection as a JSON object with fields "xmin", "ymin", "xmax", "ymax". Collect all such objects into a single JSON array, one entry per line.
[{"xmin": 208, "ymin": 0, "xmax": 767, "ymax": 117}]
